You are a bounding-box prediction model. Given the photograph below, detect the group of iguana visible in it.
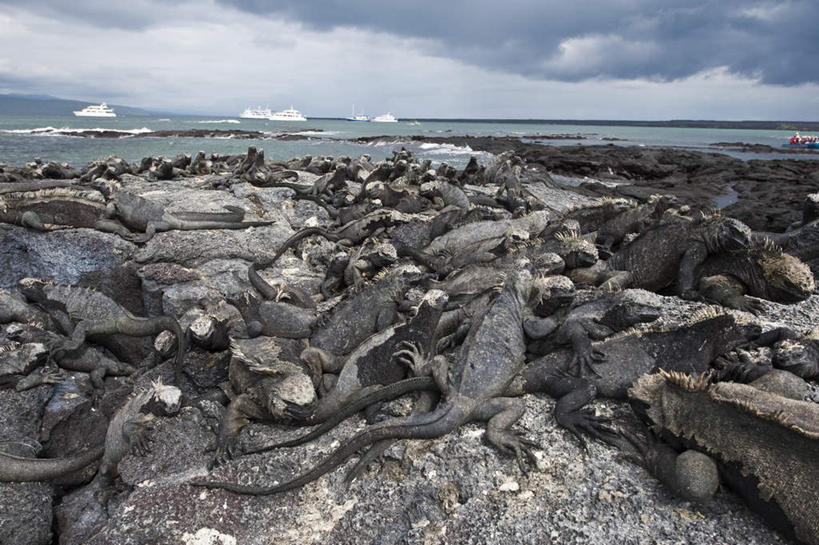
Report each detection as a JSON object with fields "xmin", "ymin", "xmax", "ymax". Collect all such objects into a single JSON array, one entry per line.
[{"xmin": 1, "ymin": 146, "xmax": 818, "ymax": 543}]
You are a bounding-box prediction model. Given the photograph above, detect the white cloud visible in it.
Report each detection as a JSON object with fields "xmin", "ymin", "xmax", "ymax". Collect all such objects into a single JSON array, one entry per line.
[
  {"xmin": 740, "ymin": 3, "xmax": 789, "ymax": 22},
  {"xmin": 541, "ymin": 34, "xmax": 660, "ymax": 78}
]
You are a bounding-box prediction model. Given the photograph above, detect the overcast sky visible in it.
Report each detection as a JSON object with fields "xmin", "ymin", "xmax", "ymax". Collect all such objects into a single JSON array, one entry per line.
[{"xmin": 1, "ymin": 0, "xmax": 817, "ymax": 119}]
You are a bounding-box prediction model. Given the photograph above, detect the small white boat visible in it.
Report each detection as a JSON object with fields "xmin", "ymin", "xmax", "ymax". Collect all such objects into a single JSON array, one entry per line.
[
  {"xmin": 240, "ymin": 106, "xmax": 273, "ymax": 119},
  {"xmin": 269, "ymin": 106, "xmax": 307, "ymax": 121},
  {"xmin": 408, "ymin": 120, "xmax": 421, "ymax": 126},
  {"xmin": 346, "ymin": 105, "xmax": 370, "ymax": 122},
  {"xmin": 73, "ymin": 102, "xmax": 116, "ymax": 117},
  {"xmin": 371, "ymin": 113, "xmax": 398, "ymax": 123}
]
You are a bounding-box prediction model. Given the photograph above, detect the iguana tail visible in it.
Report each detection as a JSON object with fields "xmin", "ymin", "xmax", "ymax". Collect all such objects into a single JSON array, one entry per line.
[
  {"xmin": 115, "ymin": 316, "xmax": 187, "ymax": 384},
  {"xmin": 269, "ymin": 227, "xmax": 339, "ymax": 266},
  {"xmin": 172, "ymin": 205, "xmax": 245, "ymax": 223},
  {"xmin": 191, "ymin": 401, "xmax": 461, "ymax": 495},
  {"xmin": 175, "ymin": 220, "xmax": 275, "ymax": 231},
  {"xmin": 244, "ymin": 377, "xmax": 438, "ymax": 453},
  {"xmin": 0, "ymin": 445, "xmax": 104, "ymax": 482}
]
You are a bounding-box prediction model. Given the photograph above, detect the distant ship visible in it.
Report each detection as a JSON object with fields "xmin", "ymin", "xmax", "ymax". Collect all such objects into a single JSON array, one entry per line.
[
  {"xmin": 240, "ymin": 106, "xmax": 273, "ymax": 119},
  {"xmin": 73, "ymin": 102, "xmax": 116, "ymax": 117},
  {"xmin": 371, "ymin": 112, "xmax": 398, "ymax": 123},
  {"xmin": 269, "ymin": 106, "xmax": 307, "ymax": 121},
  {"xmin": 346, "ymin": 105, "xmax": 370, "ymax": 122}
]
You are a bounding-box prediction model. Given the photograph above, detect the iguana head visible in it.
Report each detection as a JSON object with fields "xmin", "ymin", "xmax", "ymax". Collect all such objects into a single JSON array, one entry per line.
[
  {"xmin": 17, "ymin": 278, "xmax": 48, "ymax": 303},
  {"xmin": 773, "ymin": 334, "xmax": 819, "ymax": 379},
  {"xmin": 232, "ymin": 338, "xmax": 317, "ymax": 420},
  {"xmin": 702, "ymin": 215, "xmax": 753, "ymax": 252},
  {"xmin": 757, "ymin": 246, "xmax": 815, "ymax": 303},
  {"xmin": 553, "ymin": 230, "xmax": 598, "ymax": 269},
  {"xmin": 149, "ymin": 379, "xmax": 181, "ymax": 416},
  {"xmin": 530, "ymin": 274, "xmax": 575, "ymax": 316},
  {"xmin": 598, "ymin": 290, "xmax": 662, "ymax": 330}
]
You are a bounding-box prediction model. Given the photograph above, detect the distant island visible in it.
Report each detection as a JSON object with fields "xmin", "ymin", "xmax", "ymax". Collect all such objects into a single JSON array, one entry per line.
[{"xmin": 0, "ymin": 93, "xmax": 155, "ymax": 116}]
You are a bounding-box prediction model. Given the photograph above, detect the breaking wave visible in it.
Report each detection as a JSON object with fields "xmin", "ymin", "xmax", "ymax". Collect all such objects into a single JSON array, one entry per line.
[
  {"xmin": 198, "ymin": 119, "xmax": 240, "ymax": 124},
  {"xmin": 0, "ymin": 126, "xmax": 152, "ymax": 136}
]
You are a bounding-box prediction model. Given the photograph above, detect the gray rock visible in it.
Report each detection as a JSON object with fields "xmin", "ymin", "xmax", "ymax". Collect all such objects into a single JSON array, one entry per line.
[
  {"xmin": 0, "ymin": 226, "xmax": 138, "ymax": 310},
  {"xmin": 0, "ymin": 385, "xmax": 56, "ymax": 545}
]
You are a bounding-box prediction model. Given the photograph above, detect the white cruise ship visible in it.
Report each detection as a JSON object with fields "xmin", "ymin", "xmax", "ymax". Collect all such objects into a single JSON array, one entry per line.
[
  {"xmin": 371, "ymin": 112, "xmax": 398, "ymax": 123},
  {"xmin": 73, "ymin": 102, "xmax": 117, "ymax": 117},
  {"xmin": 269, "ymin": 106, "xmax": 307, "ymax": 121},
  {"xmin": 240, "ymin": 106, "xmax": 273, "ymax": 119}
]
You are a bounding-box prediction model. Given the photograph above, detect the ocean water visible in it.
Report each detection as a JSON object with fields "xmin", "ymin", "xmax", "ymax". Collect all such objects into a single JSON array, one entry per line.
[{"xmin": 0, "ymin": 114, "xmax": 815, "ymax": 169}]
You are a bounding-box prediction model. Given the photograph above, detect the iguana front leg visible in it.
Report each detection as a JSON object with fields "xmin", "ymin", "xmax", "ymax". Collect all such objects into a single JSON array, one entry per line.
[
  {"xmin": 393, "ymin": 340, "xmax": 450, "ymax": 396},
  {"xmin": 562, "ymin": 320, "xmax": 606, "ymax": 376},
  {"xmin": 123, "ymin": 413, "xmax": 155, "ymax": 456},
  {"xmin": 677, "ymin": 241, "xmax": 708, "ymax": 299},
  {"xmin": 698, "ymin": 274, "xmax": 766, "ymax": 315},
  {"xmin": 14, "ymin": 366, "xmax": 65, "ymax": 392}
]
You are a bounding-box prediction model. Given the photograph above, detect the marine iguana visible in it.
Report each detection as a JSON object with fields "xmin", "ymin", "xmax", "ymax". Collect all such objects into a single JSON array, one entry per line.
[
  {"xmin": 0, "ymin": 289, "xmax": 51, "ymax": 329},
  {"xmin": 758, "ymin": 193, "xmax": 819, "ymax": 277},
  {"xmin": 695, "ymin": 239, "xmax": 815, "ymax": 313},
  {"xmin": 18, "ymin": 279, "xmax": 187, "ymax": 384},
  {"xmin": 192, "ymin": 265, "xmax": 538, "ymax": 494},
  {"xmin": 266, "ymin": 208, "xmax": 410, "ymax": 266},
  {"xmin": 423, "ymin": 210, "xmax": 550, "ymax": 257},
  {"xmin": 0, "ymin": 341, "xmax": 64, "ymax": 391},
  {"xmin": 0, "ymin": 186, "xmax": 108, "ymax": 230},
  {"xmin": 510, "ymin": 309, "xmax": 762, "ymax": 445},
  {"xmin": 0, "ymin": 379, "xmax": 180, "ymax": 485},
  {"xmin": 595, "ymin": 194, "xmax": 678, "ymax": 252},
  {"xmin": 237, "ymin": 289, "xmax": 448, "ymax": 454},
  {"xmin": 307, "ymin": 263, "xmax": 424, "ymax": 359},
  {"xmin": 213, "ymin": 336, "xmax": 319, "ymax": 462},
  {"xmin": 98, "ymin": 190, "xmax": 272, "ymax": 243},
  {"xmin": 570, "ymin": 212, "xmax": 754, "ymax": 298},
  {"xmin": 525, "ymin": 287, "xmax": 662, "ymax": 374},
  {"xmin": 95, "ymin": 379, "xmax": 182, "ymax": 496},
  {"xmin": 629, "ymin": 371, "xmax": 819, "ymax": 545}
]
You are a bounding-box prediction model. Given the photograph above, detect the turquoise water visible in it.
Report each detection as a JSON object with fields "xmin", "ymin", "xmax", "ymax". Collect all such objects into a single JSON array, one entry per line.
[{"xmin": 0, "ymin": 114, "xmax": 813, "ymax": 168}]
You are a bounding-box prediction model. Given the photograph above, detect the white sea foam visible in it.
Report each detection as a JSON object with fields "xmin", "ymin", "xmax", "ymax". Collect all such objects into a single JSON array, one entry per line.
[
  {"xmin": 0, "ymin": 126, "xmax": 68, "ymax": 134},
  {"xmin": 293, "ymin": 130, "xmax": 339, "ymax": 137},
  {"xmin": 417, "ymin": 142, "xmax": 475, "ymax": 155},
  {"xmin": 0, "ymin": 126, "xmax": 152, "ymax": 136},
  {"xmin": 198, "ymin": 119, "xmax": 240, "ymax": 124}
]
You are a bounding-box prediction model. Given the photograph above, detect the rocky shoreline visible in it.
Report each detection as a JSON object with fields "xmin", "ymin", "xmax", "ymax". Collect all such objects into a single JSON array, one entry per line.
[{"xmin": 1, "ymin": 143, "xmax": 818, "ymax": 544}]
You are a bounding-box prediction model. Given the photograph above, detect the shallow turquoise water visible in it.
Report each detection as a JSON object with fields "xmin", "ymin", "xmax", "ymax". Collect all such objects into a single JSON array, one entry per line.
[{"xmin": 0, "ymin": 114, "xmax": 812, "ymax": 168}]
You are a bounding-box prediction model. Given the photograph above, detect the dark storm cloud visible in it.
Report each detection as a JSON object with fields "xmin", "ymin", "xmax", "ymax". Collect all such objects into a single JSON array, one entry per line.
[
  {"xmin": 2, "ymin": 0, "xmax": 817, "ymax": 86},
  {"xmin": 214, "ymin": 0, "xmax": 819, "ymax": 85}
]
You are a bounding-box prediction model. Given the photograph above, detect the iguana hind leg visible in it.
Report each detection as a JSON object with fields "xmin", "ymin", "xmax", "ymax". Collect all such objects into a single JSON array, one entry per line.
[{"xmin": 472, "ymin": 397, "xmax": 538, "ymax": 472}]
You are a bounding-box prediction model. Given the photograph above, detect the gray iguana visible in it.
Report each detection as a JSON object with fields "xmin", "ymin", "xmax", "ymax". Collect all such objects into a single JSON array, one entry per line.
[
  {"xmin": 97, "ymin": 190, "xmax": 272, "ymax": 243},
  {"xmin": 18, "ymin": 279, "xmax": 187, "ymax": 384},
  {"xmin": 0, "ymin": 379, "xmax": 180, "ymax": 488}
]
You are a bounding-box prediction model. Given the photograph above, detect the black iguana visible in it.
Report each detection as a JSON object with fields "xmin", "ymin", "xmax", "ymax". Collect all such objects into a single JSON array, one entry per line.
[{"xmin": 629, "ymin": 371, "xmax": 819, "ymax": 545}]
